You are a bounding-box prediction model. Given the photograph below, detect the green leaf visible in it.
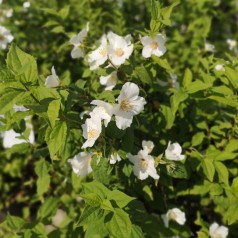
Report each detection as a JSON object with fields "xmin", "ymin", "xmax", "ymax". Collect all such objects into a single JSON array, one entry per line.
[
  {"xmin": 121, "ymin": 127, "xmax": 134, "ymax": 152},
  {"xmin": 160, "ymin": 105, "xmax": 174, "ymax": 129},
  {"xmin": 214, "ymin": 161, "xmax": 229, "ymax": 185},
  {"xmin": 45, "ymin": 121, "xmax": 67, "ymax": 159},
  {"xmin": 135, "ymin": 65, "xmax": 152, "ymax": 85},
  {"xmin": 207, "ymin": 95, "xmax": 238, "ymax": 107},
  {"xmin": 131, "ymin": 225, "xmax": 144, "ymax": 238},
  {"xmin": 150, "ymin": 0, "xmax": 160, "ymax": 20},
  {"xmin": 91, "ymin": 157, "xmax": 112, "ymax": 185},
  {"xmin": 35, "ymin": 160, "xmax": 50, "ymax": 196},
  {"xmin": 201, "ymin": 159, "xmax": 215, "ymax": 182},
  {"xmin": 100, "ymin": 199, "xmax": 114, "ymax": 212},
  {"xmin": 182, "ymin": 68, "xmax": 193, "ymax": 88},
  {"xmin": 107, "ymin": 190, "xmax": 135, "ymax": 208},
  {"xmin": 58, "ymin": 5, "xmax": 70, "ymax": 20},
  {"xmin": 166, "ymin": 161, "xmax": 188, "ymax": 179},
  {"xmin": 7, "ymin": 44, "xmax": 38, "ymax": 84},
  {"xmin": 170, "ymin": 89, "xmax": 188, "ymax": 116},
  {"xmin": 225, "ymin": 67, "xmax": 238, "ymax": 89},
  {"xmin": 160, "ymin": 1, "xmax": 180, "ymax": 26},
  {"xmin": 186, "ymin": 80, "xmax": 212, "ymax": 94},
  {"xmin": 152, "ymin": 56, "xmax": 172, "ymax": 71},
  {"xmin": 78, "ymin": 206, "xmax": 104, "ymax": 226},
  {"xmin": 106, "ymin": 209, "xmax": 132, "ymax": 238},
  {"xmin": 192, "ymin": 132, "xmax": 205, "ymax": 147},
  {"xmin": 37, "ymin": 197, "xmax": 59, "ymax": 220},
  {"xmin": 47, "ymin": 99, "xmax": 61, "ymax": 128},
  {"xmin": 0, "ymin": 88, "xmax": 29, "ymax": 114},
  {"xmin": 82, "ymin": 181, "xmax": 110, "ymax": 199},
  {"xmin": 81, "ymin": 193, "xmax": 102, "ymax": 207},
  {"xmin": 106, "ymin": 121, "xmax": 126, "ymax": 139},
  {"xmin": 5, "ymin": 214, "xmax": 24, "ymax": 230}
]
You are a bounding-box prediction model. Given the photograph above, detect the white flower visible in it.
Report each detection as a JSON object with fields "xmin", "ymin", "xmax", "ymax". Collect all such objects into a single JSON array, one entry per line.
[
  {"xmin": 68, "ymin": 152, "xmax": 93, "ymax": 177},
  {"xmin": 100, "ymin": 71, "xmax": 118, "ymax": 90},
  {"xmin": 161, "ymin": 208, "xmax": 186, "ymax": 227},
  {"xmin": 81, "ymin": 115, "xmax": 102, "ymax": 148},
  {"xmin": 205, "ymin": 42, "xmax": 215, "ymax": 52},
  {"xmin": 141, "ymin": 34, "xmax": 166, "ymax": 58},
  {"xmin": 23, "ymin": 2, "xmax": 31, "ymax": 8},
  {"xmin": 142, "ymin": 140, "xmax": 154, "ymax": 154},
  {"xmin": 215, "ymin": 64, "xmax": 225, "ymax": 72},
  {"xmin": 88, "ymin": 34, "xmax": 108, "ymax": 70},
  {"xmin": 0, "ymin": 26, "xmax": 14, "ymax": 50},
  {"xmin": 114, "ymin": 82, "xmax": 146, "ymax": 130},
  {"xmin": 127, "ymin": 149, "xmax": 159, "ymax": 180},
  {"xmin": 107, "ymin": 31, "xmax": 133, "ymax": 66},
  {"xmin": 90, "ymin": 100, "xmax": 114, "ymax": 127},
  {"xmin": 3, "ymin": 123, "xmax": 35, "ymax": 148},
  {"xmin": 209, "ymin": 222, "xmax": 228, "ymax": 238},
  {"xmin": 70, "ymin": 22, "xmax": 89, "ymax": 59},
  {"xmin": 3, "ymin": 9, "xmax": 13, "ymax": 18},
  {"xmin": 169, "ymin": 73, "xmax": 179, "ymax": 89},
  {"xmin": 109, "ymin": 153, "xmax": 121, "ymax": 164},
  {"xmin": 45, "ymin": 66, "xmax": 60, "ymax": 88},
  {"xmin": 165, "ymin": 141, "xmax": 185, "ymax": 161},
  {"xmin": 226, "ymin": 39, "xmax": 236, "ymax": 51}
]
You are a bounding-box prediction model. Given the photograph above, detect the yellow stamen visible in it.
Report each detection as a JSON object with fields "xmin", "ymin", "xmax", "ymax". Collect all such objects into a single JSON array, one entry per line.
[
  {"xmin": 150, "ymin": 41, "xmax": 158, "ymax": 49},
  {"xmin": 120, "ymin": 99, "xmax": 132, "ymax": 112},
  {"xmin": 99, "ymin": 47, "xmax": 107, "ymax": 56},
  {"xmin": 88, "ymin": 128, "xmax": 99, "ymax": 139},
  {"xmin": 115, "ymin": 48, "xmax": 124, "ymax": 57}
]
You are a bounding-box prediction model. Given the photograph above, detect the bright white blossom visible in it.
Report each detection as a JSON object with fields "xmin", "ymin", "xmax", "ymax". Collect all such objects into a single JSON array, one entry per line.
[
  {"xmin": 162, "ymin": 208, "xmax": 186, "ymax": 227},
  {"xmin": 81, "ymin": 115, "xmax": 102, "ymax": 148},
  {"xmin": 23, "ymin": 2, "xmax": 31, "ymax": 8},
  {"xmin": 70, "ymin": 22, "xmax": 89, "ymax": 59},
  {"xmin": 88, "ymin": 34, "xmax": 108, "ymax": 70},
  {"xmin": 165, "ymin": 141, "xmax": 185, "ymax": 161},
  {"xmin": 141, "ymin": 34, "xmax": 166, "ymax": 58},
  {"xmin": 209, "ymin": 222, "xmax": 228, "ymax": 238},
  {"xmin": 45, "ymin": 66, "xmax": 60, "ymax": 88},
  {"xmin": 205, "ymin": 42, "xmax": 215, "ymax": 52},
  {"xmin": 90, "ymin": 100, "xmax": 114, "ymax": 127},
  {"xmin": 0, "ymin": 26, "xmax": 14, "ymax": 49},
  {"xmin": 109, "ymin": 153, "xmax": 121, "ymax": 164},
  {"xmin": 68, "ymin": 152, "xmax": 93, "ymax": 177},
  {"xmin": 114, "ymin": 82, "xmax": 146, "ymax": 130},
  {"xmin": 107, "ymin": 31, "xmax": 133, "ymax": 66},
  {"xmin": 215, "ymin": 64, "xmax": 225, "ymax": 72},
  {"xmin": 127, "ymin": 148, "xmax": 159, "ymax": 180},
  {"xmin": 3, "ymin": 123, "xmax": 34, "ymax": 148},
  {"xmin": 100, "ymin": 71, "xmax": 118, "ymax": 90},
  {"xmin": 226, "ymin": 39, "xmax": 236, "ymax": 51},
  {"xmin": 142, "ymin": 140, "xmax": 154, "ymax": 154}
]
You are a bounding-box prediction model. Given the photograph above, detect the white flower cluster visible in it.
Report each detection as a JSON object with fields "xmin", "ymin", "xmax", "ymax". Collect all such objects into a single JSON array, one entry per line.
[
  {"xmin": 127, "ymin": 140, "xmax": 160, "ymax": 180},
  {"xmin": 161, "ymin": 208, "xmax": 186, "ymax": 227},
  {"xmin": 0, "ymin": 26, "xmax": 14, "ymax": 50},
  {"xmin": 209, "ymin": 222, "xmax": 228, "ymax": 238},
  {"xmin": 81, "ymin": 82, "xmax": 146, "ymax": 148}
]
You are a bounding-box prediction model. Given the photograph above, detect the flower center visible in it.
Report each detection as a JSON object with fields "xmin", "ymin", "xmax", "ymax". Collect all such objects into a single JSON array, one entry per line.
[
  {"xmin": 139, "ymin": 159, "xmax": 148, "ymax": 171},
  {"xmin": 99, "ymin": 47, "xmax": 107, "ymax": 57},
  {"xmin": 212, "ymin": 234, "xmax": 222, "ymax": 238},
  {"xmin": 168, "ymin": 211, "xmax": 177, "ymax": 221},
  {"xmin": 120, "ymin": 99, "xmax": 132, "ymax": 112},
  {"xmin": 150, "ymin": 41, "xmax": 158, "ymax": 49},
  {"xmin": 88, "ymin": 128, "xmax": 99, "ymax": 139},
  {"xmin": 115, "ymin": 48, "xmax": 124, "ymax": 57},
  {"xmin": 0, "ymin": 34, "xmax": 5, "ymax": 41}
]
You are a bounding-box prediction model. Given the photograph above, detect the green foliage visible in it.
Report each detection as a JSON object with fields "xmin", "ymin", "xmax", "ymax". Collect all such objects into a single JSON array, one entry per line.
[{"xmin": 1, "ymin": 0, "xmax": 238, "ymax": 237}]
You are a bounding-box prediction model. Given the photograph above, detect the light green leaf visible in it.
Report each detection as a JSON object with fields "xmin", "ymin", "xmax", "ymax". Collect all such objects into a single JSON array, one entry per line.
[
  {"xmin": 82, "ymin": 181, "xmax": 110, "ymax": 199},
  {"xmin": 7, "ymin": 44, "xmax": 38, "ymax": 83},
  {"xmin": 192, "ymin": 132, "xmax": 205, "ymax": 147},
  {"xmin": 47, "ymin": 99, "xmax": 61, "ymax": 128},
  {"xmin": 81, "ymin": 193, "xmax": 102, "ymax": 207},
  {"xmin": 78, "ymin": 206, "xmax": 104, "ymax": 226},
  {"xmin": 201, "ymin": 159, "xmax": 215, "ymax": 182},
  {"xmin": 37, "ymin": 197, "xmax": 59, "ymax": 220},
  {"xmin": 106, "ymin": 209, "xmax": 132, "ymax": 238},
  {"xmin": 152, "ymin": 56, "xmax": 172, "ymax": 71},
  {"xmin": 107, "ymin": 190, "xmax": 135, "ymax": 208},
  {"xmin": 135, "ymin": 65, "xmax": 152, "ymax": 85},
  {"xmin": 131, "ymin": 225, "xmax": 144, "ymax": 238},
  {"xmin": 45, "ymin": 121, "xmax": 67, "ymax": 159},
  {"xmin": 186, "ymin": 80, "xmax": 212, "ymax": 94},
  {"xmin": 182, "ymin": 68, "xmax": 193, "ymax": 88},
  {"xmin": 214, "ymin": 161, "xmax": 229, "ymax": 185},
  {"xmin": 170, "ymin": 89, "xmax": 188, "ymax": 116},
  {"xmin": 58, "ymin": 5, "xmax": 70, "ymax": 20}
]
